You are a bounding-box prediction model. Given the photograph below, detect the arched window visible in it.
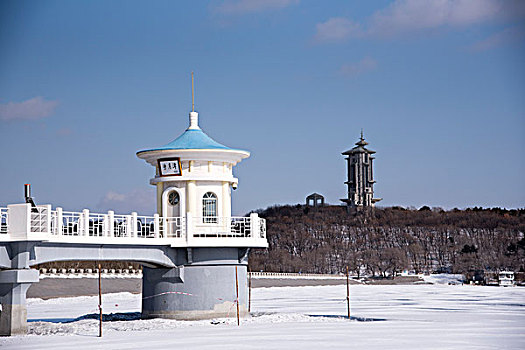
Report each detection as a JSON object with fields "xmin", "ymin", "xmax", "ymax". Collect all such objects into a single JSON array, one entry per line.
[
  {"xmin": 168, "ymin": 191, "xmax": 180, "ymax": 206},
  {"xmin": 202, "ymin": 192, "xmax": 217, "ymax": 223}
]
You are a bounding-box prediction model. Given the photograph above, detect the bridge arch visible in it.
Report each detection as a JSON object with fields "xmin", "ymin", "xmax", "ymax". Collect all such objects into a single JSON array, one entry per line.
[{"xmin": 0, "ymin": 242, "xmax": 179, "ymax": 270}]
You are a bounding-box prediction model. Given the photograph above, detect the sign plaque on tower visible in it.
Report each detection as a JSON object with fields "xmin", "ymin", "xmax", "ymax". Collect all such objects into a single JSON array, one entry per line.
[{"xmin": 157, "ymin": 157, "xmax": 182, "ymax": 176}]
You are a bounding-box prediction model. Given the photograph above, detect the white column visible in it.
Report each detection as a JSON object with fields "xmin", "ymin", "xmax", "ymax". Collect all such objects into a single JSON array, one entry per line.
[
  {"xmin": 6, "ymin": 204, "xmax": 30, "ymax": 239},
  {"xmin": 82, "ymin": 209, "xmax": 89, "ymax": 236},
  {"xmin": 221, "ymin": 181, "xmax": 230, "ymax": 234},
  {"xmin": 187, "ymin": 180, "xmax": 196, "ymax": 215},
  {"xmin": 153, "ymin": 213, "xmax": 160, "ymax": 239},
  {"xmin": 249, "ymin": 213, "xmax": 259, "ymax": 238},
  {"xmin": 126, "ymin": 215, "xmax": 132, "ymax": 238},
  {"xmin": 103, "ymin": 214, "xmax": 109, "ymax": 237},
  {"xmin": 156, "ymin": 183, "xmax": 163, "ymax": 216},
  {"xmin": 56, "ymin": 207, "xmax": 63, "ymax": 236},
  {"xmin": 108, "ymin": 211, "xmax": 115, "ymax": 237},
  {"xmin": 186, "ymin": 212, "xmax": 193, "ymax": 244},
  {"xmin": 131, "ymin": 212, "xmax": 138, "ymax": 238},
  {"xmin": 222, "ymin": 182, "xmax": 230, "ymax": 218}
]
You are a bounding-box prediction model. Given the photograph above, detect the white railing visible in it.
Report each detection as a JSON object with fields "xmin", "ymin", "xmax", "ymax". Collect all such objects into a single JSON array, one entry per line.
[
  {"xmin": 192, "ymin": 216, "xmax": 251, "ymax": 237},
  {"xmin": 1, "ymin": 203, "xmax": 267, "ymax": 247},
  {"xmin": 56, "ymin": 210, "xmax": 82, "ymax": 236},
  {"xmin": 0, "ymin": 208, "xmax": 8, "ymax": 234},
  {"xmin": 161, "ymin": 216, "xmax": 185, "ymax": 238},
  {"xmin": 249, "ymin": 272, "xmax": 346, "ymax": 279},
  {"xmin": 136, "ymin": 215, "xmax": 157, "ymax": 238}
]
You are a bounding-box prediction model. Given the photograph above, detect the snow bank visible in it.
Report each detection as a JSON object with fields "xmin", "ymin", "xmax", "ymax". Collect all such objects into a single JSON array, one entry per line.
[{"xmin": 421, "ymin": 273, "xmax": 464, "ymax": 285}]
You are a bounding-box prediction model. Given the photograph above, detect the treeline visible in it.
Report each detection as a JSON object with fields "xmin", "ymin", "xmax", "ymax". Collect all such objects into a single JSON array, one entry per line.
[{"xmin": 249, "ymin": 205, "xmax": 525, "ymax": 276}]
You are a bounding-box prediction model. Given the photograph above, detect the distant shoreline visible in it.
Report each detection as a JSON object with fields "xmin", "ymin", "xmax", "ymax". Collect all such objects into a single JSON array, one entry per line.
[{"xmin": 28, "ymin": 275, "xmax": 426, "ymax": 299}]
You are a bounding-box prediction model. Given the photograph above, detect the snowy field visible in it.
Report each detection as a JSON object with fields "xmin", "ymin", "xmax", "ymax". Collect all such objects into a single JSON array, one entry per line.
[{"xmin": 1, "ymin": 284, "xmax": 524, "ymax": 349}]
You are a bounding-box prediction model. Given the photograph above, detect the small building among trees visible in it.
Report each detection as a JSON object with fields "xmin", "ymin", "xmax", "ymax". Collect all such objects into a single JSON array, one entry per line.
[{"xmin": 306, "ymin": 193, "xmax": 324, "ymax": 207}]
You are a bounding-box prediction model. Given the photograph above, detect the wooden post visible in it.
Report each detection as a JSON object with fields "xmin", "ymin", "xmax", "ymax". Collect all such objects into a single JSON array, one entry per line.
[
  {"xmin": 248, "ymin": 266, "xmax": 252, "ymax": 313},
  {"xmin": 235, "ymin": 266, "xmax": 240, "ymax": 326},
  {"xmin": 98, "ymin": 263, "xmax": 102, "ymax": 337},
  {"xmin": 346, "ymin": 266, "xmax": 351, "ymax": 320}
]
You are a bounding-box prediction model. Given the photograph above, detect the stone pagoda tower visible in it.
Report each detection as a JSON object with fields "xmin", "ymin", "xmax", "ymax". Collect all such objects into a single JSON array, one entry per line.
[{"xmin": 341, "ymin": 131, "xmax": 381, "ymax": 210}]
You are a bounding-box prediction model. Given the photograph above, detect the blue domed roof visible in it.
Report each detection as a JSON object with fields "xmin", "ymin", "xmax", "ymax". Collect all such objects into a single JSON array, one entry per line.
[
  {"xmin": 137, "ymin": 112, "xmax": 248, "ymax": 155},
  {"xmin": 137, "ymin": 128, "xmax": 249, "ymax": 154}
]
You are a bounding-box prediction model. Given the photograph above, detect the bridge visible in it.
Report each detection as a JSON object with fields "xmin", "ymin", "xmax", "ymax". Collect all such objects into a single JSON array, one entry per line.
[
  {"xmin": 0, "ymin": 203, "xmax": 267, "ymax": 336},
  {"xmin": 0, "ymin": 79, "xmax": 271, "ymax": 336}
]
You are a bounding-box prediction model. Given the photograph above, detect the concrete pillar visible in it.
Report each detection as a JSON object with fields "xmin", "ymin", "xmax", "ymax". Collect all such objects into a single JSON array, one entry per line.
[
  {"xmin": 142, "ymin": 248, "xmax": 248, "ymax": 320},
  {"xmin": 0, "ymin": 269, "xmax": 39, "ymax": 336}
]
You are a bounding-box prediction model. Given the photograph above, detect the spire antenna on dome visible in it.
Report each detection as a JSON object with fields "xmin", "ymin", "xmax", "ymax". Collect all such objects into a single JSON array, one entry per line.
[
  {"xmin": 360, "ymin": 128, "xmax": 364, "ymax": 141},
  {"xmin": 191, "ymin": 71, "xmax": 195, "ymax": 112},
  {"xmin": 188, "ymin": 72, "xmax": 200, "ymax": 130}
]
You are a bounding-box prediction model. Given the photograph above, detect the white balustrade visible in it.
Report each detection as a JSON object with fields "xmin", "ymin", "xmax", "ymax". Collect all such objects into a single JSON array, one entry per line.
[
  {"xmin": 0, "ymin": 203, "xmax": 267, "ymax": 247},
  {"xmin": 191, "ymin": 216, "xmax": 252, "ymax": 238}
]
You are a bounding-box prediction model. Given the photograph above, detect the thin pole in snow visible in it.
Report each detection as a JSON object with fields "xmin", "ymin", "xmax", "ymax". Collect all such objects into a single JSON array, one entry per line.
[
  {"xmin": 98, "ymin": 263, "xmax": 102, "ymax": 337},
  {"xmin": 346, "ymin": 265, "xmax": 351, "ymax": 320},
  {"xmin": 235, "ymin": 266, "xmax": 240, "ymax": 326},
  {"xmin": 248, "ymin": 265, "xmax": 252, "ymax": 313}
]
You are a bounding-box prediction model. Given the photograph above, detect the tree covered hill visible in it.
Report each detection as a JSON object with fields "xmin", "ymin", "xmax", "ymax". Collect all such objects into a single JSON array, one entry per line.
[{"xmin": 249, "ymin": 205, "xmax": 525, "ymax": 276}]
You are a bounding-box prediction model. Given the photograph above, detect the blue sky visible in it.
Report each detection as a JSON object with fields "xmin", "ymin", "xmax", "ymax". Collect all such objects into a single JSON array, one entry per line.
[{"xmin": 1, "ymin": 0, "xmax": 524, "ymax": 215}]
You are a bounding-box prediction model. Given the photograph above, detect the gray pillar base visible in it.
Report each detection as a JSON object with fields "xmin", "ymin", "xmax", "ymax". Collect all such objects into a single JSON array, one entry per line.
[
  {"xmin": 0, "ymin": 303, "xmax": 28, "ymax": 336},
  {"xmin": 0, "ymin": 269, "xmax": 39, "ymax": 336},
  {"xmin": 142, "ymin": 264, "xmax": 248, "ymax": 321}
]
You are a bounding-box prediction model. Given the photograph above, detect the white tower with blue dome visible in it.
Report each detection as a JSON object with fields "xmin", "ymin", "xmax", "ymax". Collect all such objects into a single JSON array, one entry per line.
[
  {"xmin": 136, "ymin": 80, "xmax": 266, "ymax": 320},
  {"xmin": 137, "ymin": 110, "xmax": 250, "ymax": 233}
]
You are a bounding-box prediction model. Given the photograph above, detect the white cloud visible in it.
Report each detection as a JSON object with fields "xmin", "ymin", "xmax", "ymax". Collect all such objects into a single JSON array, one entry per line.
[
  {"xmin": 368, "ymin": 0, "xmax": 521, "ymax": 37},
  {"xmin": 340, "ymin": 57, "xmax": 378, "ymax": 77},
  {"xmin": 0, "ymin": 96, "xmax": 59, "ymax": 121},
  {"xmin": 98, "ymin": 188, "xmax": 156, "ymax": 215},
  {"xmin": 313, "ymin": 0, "xmax": 525, "ymax": 42},
  {"xmin": 313, "ymin": 17, "xmax": 363, "ymax": 43},
  {"xmin": 214, "ymin": 0, "xmax": 299, "ymax": 15},
  {"xmin": 469, "ymin": 25, "xmax": 525, "ymax": 51}
]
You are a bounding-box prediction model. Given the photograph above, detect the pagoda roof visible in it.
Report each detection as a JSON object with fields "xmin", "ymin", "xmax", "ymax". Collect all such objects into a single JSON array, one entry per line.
[
  {"xmin": 342, "ymin": 132, "xmax": 376, "ymax": 155},
  {"xmin": 137, "ymin": 111, "xmax": 247, "ymax": 155},
  {"xmin": 137, "ymin": 128, "xmax": 239, "ymax": 154}
]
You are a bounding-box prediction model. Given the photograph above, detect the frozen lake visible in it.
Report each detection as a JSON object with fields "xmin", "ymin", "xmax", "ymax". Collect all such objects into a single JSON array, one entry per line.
[{"xmin": 1, "ymin": 284, "xmax": 524, "ymax": 349}]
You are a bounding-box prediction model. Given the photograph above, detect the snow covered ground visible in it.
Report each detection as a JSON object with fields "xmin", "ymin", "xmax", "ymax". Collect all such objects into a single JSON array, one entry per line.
[{"xmin": 1, "ymin": 284, "xmax": 524, "ymax": 349}]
